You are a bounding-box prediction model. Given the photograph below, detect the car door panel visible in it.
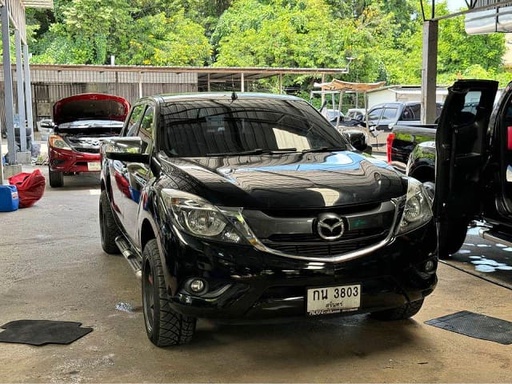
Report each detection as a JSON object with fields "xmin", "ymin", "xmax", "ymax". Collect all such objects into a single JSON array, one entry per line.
[
  {"xmin": 124, "ymin": 106, "xmax": 155, "ymax": 245},
  {"xmin": 435, "ymin": 79, "xmax": 498, "ymax": 223}
]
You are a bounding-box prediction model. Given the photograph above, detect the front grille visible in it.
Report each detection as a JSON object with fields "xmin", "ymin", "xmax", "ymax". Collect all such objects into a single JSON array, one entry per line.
[
  {"xmin": 244, "ymin": 201, "xmax": 397, "ymax": 258},
  {"xmin": 74, "ymin": 147, "xmax": 99, "ymax": 154},
  {"xmin": 262, "ymin": 230, "xmax": 388, "ymax": 257},
  {"xmin": 268, "ymin": 228, "xmax": 384, "ymax": 243}
]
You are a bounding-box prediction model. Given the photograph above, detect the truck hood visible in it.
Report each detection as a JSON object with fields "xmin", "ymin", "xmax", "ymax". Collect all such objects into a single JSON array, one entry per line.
[
  {"xmin": 53, "ymin": 93, "xmax": 130, "ymax": 126},
  {"xmin": 161, "ymin": 151, "xmax": 406, "ymax": 209}
]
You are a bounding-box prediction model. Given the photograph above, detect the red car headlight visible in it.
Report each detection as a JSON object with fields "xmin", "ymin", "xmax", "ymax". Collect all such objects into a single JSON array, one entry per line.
[{"xmin": 48, "ymin": 134, "xmax": 72, "ymax": 150}]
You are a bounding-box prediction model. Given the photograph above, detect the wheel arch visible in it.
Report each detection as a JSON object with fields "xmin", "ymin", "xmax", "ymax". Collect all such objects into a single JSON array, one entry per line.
[{"xmin": 140, "ymin": 217, "xmax": 178, "ymax": 297}]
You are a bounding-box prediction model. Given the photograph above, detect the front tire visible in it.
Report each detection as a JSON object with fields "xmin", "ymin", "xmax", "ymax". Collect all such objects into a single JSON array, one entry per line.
[
  {"xmin": 370, "ymin": 299, "xmax": 424, "ymax": 321},
  {"xmin": 142, "ymin": 239, "xmax": 196, "ymax": 347},
  {"xmin": 99, "ymin": 190, "xmax": 121, "ymax": 254},
  {"xmin": 438, "ymin": 220, "xmax": 468, "ymax": 259},
  {"xmin": 48, "ymin": 167, "xmax": 64, "ymax": 188}
]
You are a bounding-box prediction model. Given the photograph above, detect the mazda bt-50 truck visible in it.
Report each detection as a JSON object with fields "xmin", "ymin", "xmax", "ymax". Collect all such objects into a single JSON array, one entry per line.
[{"xmin": 99, "ymin": 92, "xmax": 437, "ymax": 346}]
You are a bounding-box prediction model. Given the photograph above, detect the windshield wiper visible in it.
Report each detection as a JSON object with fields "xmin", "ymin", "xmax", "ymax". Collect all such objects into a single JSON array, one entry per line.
[
  {"xmin": 207, "ymin": 148, "xmax": 297, "ymax": 156},
  {"xmin": 301, "ymin": 147, "xmax": 345, "ymax": 154}
]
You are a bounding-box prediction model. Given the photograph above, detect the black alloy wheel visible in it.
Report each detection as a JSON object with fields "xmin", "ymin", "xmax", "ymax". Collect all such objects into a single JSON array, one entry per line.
[
  {"xmin": 99, "ymin": 190, "xmax": 121, "ymax": 254},
  {"xmin": 142, "ymin": 239, "xmax": 196, "ymax": 347}
]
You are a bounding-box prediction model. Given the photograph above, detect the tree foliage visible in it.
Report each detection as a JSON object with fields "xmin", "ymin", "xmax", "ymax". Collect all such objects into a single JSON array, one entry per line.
[{"xmin": 24, "ymin": 0, "xmax": 510, "ymax": 86}]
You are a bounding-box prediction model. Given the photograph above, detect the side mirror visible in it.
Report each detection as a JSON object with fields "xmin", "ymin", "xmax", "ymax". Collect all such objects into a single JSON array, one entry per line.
[
  {"xmin": 39, "ymin": 121, "xmax": 54, "ymax": 129},
  {"xmin": 343, "ymin": 129, "xmax": 371, "ymax": 153},
  {"xmin": 103, "ymin": 136, "xmax": 150, "ymax": 163}
]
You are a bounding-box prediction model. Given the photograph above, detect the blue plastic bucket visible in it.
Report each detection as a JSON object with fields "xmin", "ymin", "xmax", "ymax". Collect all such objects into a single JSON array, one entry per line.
[{"xmin": 0, "ymin": 185, "xmax": 19, "ymax": 212}]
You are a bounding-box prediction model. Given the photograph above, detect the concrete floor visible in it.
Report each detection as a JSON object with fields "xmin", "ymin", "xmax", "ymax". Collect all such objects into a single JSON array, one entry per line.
[{"xmin": 0, "ymin": 165, "xmax": 511, "ymax": 383}]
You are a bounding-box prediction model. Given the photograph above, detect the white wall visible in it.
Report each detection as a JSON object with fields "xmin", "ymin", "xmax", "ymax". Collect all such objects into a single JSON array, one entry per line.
[{"xmin": 367, "ymin": 86, "xmax": 448, "ymax": 108}]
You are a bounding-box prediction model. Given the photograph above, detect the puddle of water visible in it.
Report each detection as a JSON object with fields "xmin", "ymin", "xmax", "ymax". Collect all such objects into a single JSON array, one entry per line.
[
  {"xmin": 467, "ymin": 227, "xmax": 479, "ymax": 236},
  {"xmin": 472, "ymin": 259, "xmax": 502, "ymax": 266},
  {"xmin": 475, "ymin": 265, "xmax": 496, "ymax": 273},
  {"xmin": 469, "ymin": 255, "xmax": 512, "ymax": 273}
]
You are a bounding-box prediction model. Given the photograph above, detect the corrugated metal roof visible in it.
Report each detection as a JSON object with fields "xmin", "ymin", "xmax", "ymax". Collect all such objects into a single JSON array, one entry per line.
[{"xmin": 22, "ymin": 0, "xmax": 53, "ymax": 9}]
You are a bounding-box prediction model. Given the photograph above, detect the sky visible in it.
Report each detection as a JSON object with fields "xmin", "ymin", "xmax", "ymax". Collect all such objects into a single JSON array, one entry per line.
[{"xmin": 445, "ymin": 0, "xmax": 467, "ymax": 11}]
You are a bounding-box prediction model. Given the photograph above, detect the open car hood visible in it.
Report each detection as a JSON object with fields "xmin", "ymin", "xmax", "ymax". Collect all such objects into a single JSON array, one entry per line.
[{"xmin": 52, "ymin": 93, "xmax": 130, "ymax": 126}]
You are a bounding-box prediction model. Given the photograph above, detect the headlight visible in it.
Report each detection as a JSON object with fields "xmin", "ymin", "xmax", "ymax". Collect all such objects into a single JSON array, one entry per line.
[
  {"xmin": 161, "ymin": 189, "xmax": 256, "ymax": 245},
  {"xmin": 48, "ymin": 134, "xmax": 72, "ymax": 150},
  {"xmin": 395, "ymin": 178, "xmax": 433, "ymax": 236}
]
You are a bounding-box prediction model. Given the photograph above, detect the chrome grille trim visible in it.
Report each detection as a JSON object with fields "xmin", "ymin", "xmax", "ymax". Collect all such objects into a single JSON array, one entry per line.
[{"xmin": 236, "ymin": 197, "xmax": 406, "ymax": 263}]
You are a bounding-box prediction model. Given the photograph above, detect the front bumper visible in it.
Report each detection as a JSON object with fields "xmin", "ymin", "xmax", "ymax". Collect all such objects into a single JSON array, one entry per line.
[
  {"xmin": 48, "ymin": 147, "xmax": 101, "ymax": 173},
  {"xmin": 161, "ymin": 221, "xmax": 437, "ymax": 320}
]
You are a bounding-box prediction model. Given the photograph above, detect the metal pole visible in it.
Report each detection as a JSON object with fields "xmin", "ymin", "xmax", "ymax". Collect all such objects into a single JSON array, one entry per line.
[
  {"xmin": 0, "ymin": 120, "xmax": 4, "ymax": 182},
  {"xmin": 23, "ymin": 43, "xmax": 34, "ymax": 142},
  {"xmin": 421, "ymin": 20, "xmax": 439, "ymax": 124},
  {"xmin": 15, "ymin": 29, "xmax": 27, "ymax": 152},
  {"xmin": 2, "ymin": 3, "xmax": 17, "ymax": 165}
]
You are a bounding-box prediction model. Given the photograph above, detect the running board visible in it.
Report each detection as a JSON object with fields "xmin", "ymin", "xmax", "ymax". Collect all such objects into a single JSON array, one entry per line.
[
  {"xmin": 115, "ymin": 236, "xmax": 142, "ymax": 280},
  {"xmin": 479, "ymin": 228, "xmax": 512, "ymax": 248}
]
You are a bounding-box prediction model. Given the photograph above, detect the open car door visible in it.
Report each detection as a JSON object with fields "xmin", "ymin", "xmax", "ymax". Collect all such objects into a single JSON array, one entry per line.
[{"xmin": 434, "ymin": 79, "xmax": 498, "ymax": 258}]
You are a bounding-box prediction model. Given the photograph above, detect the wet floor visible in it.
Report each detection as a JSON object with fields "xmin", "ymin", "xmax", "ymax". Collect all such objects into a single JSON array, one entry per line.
[
  {"xmin": 0, "ymin": 165, "xmax": 511, "ymax": 383},
  {"xmin": 444, "ymin": 226, "xmax": 512, "ymax": 290}
]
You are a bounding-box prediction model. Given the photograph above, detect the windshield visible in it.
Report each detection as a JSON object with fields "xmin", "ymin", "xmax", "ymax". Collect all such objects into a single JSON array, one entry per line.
[{"xmin": 159, "ymin": 98, "xmax": 348, "ymax": 157}]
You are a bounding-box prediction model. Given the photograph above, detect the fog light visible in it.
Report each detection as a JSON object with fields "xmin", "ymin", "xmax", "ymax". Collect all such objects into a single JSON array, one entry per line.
[
  {"xmin": 424, "ymin": 260, "xmax": 436, "ymax": 273},
  {"xmin": 188, "ymin": 278, "xmax": 208, "ymax": 294}
]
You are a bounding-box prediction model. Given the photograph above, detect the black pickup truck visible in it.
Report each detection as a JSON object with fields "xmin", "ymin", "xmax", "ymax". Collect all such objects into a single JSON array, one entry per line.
[
  {"xmin": 389, "ymin": 79, "xmax": 512, "ymax": 261},
  {"xmin": 99, "ymin": 92, "xmax": 437, "ymax": 347},
  {"xmin": 386, "ymin": 124, "xmax": 436, "ymax": 177}
]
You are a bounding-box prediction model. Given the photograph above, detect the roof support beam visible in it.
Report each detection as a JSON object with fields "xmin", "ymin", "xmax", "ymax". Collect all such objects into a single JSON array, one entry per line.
[
  {"xmin": 1, "ymin": 2, "xmax": 17, "ymax": 165},
  {"xmin": 422, "ymin": 19, "xmax": 439, "ymax": 124}
]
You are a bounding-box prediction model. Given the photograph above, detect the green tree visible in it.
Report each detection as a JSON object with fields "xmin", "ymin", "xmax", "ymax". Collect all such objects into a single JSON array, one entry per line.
[
  {"xmin": 29, "ymin": 0, "xmax": 212, "ymax": 65},
  {"xmin": 120, "ymin": 10, "xmax": 211, "ymax": 65},
  {"xmin": 212, "ymin": 0, "xmax": 350, "ymax": 68},
  {"xmin": 437, "ymin": 4, "xmax": 505, "ymax": 78},
  {"xmin": 25, "ymin": 0, "xmax": 510, "ymax": 88}
]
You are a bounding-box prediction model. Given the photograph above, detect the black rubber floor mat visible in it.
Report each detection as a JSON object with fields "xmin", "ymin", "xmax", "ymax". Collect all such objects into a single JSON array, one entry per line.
[
  {"xmin": 425, "ymin": 311, "xmax": 512, "ymax": 345},
  {"xmin": 0, "ymin": 320, "xmax": 93, "ymax": 346}
]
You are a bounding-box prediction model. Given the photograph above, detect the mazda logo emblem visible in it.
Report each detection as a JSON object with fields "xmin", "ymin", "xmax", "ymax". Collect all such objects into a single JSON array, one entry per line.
[{"xmin": 316, "ymin": 213, "xmax": 345, "ymax": 241}]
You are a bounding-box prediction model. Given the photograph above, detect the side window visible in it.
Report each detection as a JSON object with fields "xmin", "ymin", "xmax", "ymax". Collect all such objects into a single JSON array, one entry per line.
[
  {"xmin": 401, "ymin": 106, "xmax": 414, "ymax": 121},
  {"xmin": 125, "ymin": 104, "xmax": 146, "ymax": 137},
  {"xmin": 138, "ymin": 106, "xmax": 155, "ymax": 155},
  {"xmin": 140, "ymin": 106, "xmax": 154, "ymax": 138},
  {"xmin": 410, "ymin": 104, "xmax": 421, "ymax": 120},
  {"xmin": 436, "ymin": 104, "xmax": 443, "ymax": 118},
  {"xmin": 382, "ymin": 107, "xmax": 398, "ymax": 120},
  {"xmin": 368, "ymin": 108, "xmax": 383, "ymax": 121}
]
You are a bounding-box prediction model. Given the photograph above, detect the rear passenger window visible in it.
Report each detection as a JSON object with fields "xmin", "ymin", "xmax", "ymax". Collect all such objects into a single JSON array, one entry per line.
[{"xmin": 125, "ymin": 104, "xmax": 146, "ymax": 137}]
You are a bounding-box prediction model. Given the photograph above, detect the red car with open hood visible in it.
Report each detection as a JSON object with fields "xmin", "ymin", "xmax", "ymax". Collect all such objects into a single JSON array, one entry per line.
[{"xmin": 48, "ymin": 93, "xmax": 130, "ymax": 187}]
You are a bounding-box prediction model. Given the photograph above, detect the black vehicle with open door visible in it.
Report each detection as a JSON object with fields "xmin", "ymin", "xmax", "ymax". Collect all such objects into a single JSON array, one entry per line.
[{"xmin": 435, "ymin": 79, "xmax": 512, "ymax": 257}]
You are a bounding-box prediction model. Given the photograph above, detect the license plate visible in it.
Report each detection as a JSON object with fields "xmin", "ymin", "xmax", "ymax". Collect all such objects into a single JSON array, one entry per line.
[
  {"xmin": 88, "ymin": 162, "xmax": 101, "ymax": 171},
  {"xmin": 306, "ymin": 284, "xmax": 361, "ymax": 315}
]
